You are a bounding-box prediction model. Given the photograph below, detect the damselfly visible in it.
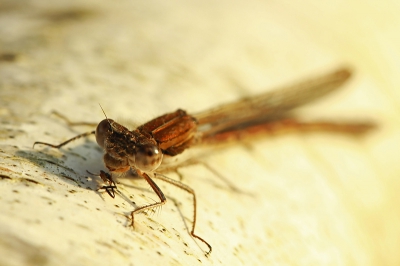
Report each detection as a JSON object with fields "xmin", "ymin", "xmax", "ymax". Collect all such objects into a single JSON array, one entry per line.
[{"xmin": 34, "ymin": 68, "xmax": 374, "ymax": 255}]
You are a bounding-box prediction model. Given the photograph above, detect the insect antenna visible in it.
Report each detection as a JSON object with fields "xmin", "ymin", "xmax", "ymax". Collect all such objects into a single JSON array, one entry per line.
[{"xmin": 98, "ymin": 103, "xmax": 114, "ymax": 133}]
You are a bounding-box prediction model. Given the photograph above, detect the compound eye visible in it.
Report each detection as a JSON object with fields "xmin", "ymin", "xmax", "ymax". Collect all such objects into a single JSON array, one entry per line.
[
  {"xmin": 131, "ymin": 144, "xmax": 163, "ymax": 172},
  {"xmin": 95, "ymin": 119, "xmax": 113, "ymax": 148}
]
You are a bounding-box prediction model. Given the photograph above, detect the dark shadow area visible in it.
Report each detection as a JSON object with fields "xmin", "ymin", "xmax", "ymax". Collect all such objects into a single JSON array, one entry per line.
[{"xmin": 14, "ymin": 139, "xmax": 105, "ymax": 193}]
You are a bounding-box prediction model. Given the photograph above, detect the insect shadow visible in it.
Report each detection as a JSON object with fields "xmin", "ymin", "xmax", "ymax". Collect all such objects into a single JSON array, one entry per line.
[{"xmin": 16, "ymin": 139, "xmax": 105, "ymax": 192}]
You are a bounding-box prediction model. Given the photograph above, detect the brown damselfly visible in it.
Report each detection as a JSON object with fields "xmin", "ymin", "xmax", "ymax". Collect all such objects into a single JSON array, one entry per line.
[{"xmin": 33, "ymin": 68, "xmax": 375, "ymax": 255}]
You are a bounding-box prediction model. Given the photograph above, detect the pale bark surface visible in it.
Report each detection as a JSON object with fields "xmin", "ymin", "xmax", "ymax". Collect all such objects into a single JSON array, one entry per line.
[{"xmin": 1, "ymin": 1, "xmax": 399, "ymax": 265}]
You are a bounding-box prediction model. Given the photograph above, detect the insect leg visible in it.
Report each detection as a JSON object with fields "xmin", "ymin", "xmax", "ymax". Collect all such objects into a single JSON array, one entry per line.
[
  {"xmin": 33, "ymin": 131, "xmax": 95, "ymax": 149},
  {"xmin": 152, "ymin": 173, "xmax": 212, "ymax": 256},
  {"xmin": 98, "ymin": 170, "xmax": 117, "ymax": 198}
]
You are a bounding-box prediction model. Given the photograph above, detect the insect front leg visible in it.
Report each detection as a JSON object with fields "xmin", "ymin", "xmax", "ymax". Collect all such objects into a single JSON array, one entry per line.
[
  {"xmin": 99, "ymin": 153, "xmax": 131, "ymax": 198},
  {"xmin": 87, "ymin": 170, "xmax": 118, "ymax": 198},
  {"xmin": 98, "ymin": 170, "xmax": 117, "ymax": 198},
  {"xmin": 130, "ymin": 171, "xmax": 167, "ymax": 227}
]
